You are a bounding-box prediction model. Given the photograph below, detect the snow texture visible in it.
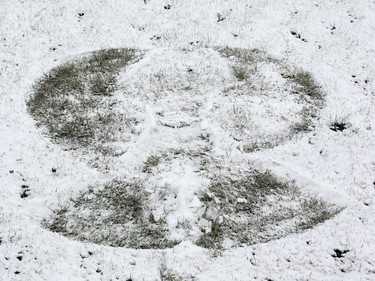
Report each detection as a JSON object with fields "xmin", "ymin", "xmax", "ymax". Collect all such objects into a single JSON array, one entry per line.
[{"xmin": 1, "ymin": 0, "xmax": 375, "ymax": 280}]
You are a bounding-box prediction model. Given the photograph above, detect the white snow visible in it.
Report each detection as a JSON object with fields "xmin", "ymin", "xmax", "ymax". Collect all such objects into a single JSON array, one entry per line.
[{"xmin": 1, "ymin": 0, "xmax": 375, "ymax": 280}]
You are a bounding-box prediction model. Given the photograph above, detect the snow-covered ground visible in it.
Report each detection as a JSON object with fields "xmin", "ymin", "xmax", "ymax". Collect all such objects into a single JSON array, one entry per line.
[{"xmin": 1, "ymin": 0, "xmax": 375, "ymax": 280}]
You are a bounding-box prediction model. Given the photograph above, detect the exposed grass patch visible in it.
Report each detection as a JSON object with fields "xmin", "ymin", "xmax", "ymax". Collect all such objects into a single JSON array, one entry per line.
[
  {"xmin": 27, "ymin": 48, "xmax": 141, "ymax": 152},
  {"xmin": 330, "ymin": 118, "xmax": 350, "ymax": 132},
  {"xmin": 197, "ymin": 170, "xmax": 341, "ymax": 249},
  {"xmin": 142, "ymin": 154, "xmax": 165, "ymax": 173},
  {"xmin": 141, "ymin": 145, "xmax": 213, "ymax": 175},
  {"xmin": 286, "ymin": 70, "xmax": 324, "ymax": 104},
  {"xmin": 159, "ymin": 262, "xmax": 185, "ymax": 281},
  {"xmin": 44, "ymin": 179, "xmax": 178, "ymax": 249},
  {"xmin": 232, "ymin": 65, "xmax": 249, "ymax": 81},
  {"xmin": 242, "ymin": 135, "xmax": 289, "ymax": 153},
  {"xmin": 218, "ymin": 47, "xmax": 265, "ymax": 64},
  {"xmin": 215, "ymin": 47, "xmax": 325, "ymax": 151},
  {"xmin": 290, "ymin": 107, "xmax": 318, "ymax": 133},
  {"xmin": 196, "ymin": 219, "xmax": 224, "ymax": 249},
  {"xmin": 89, "ymin": 72, "xmax": 116, "ymax": 96}
]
